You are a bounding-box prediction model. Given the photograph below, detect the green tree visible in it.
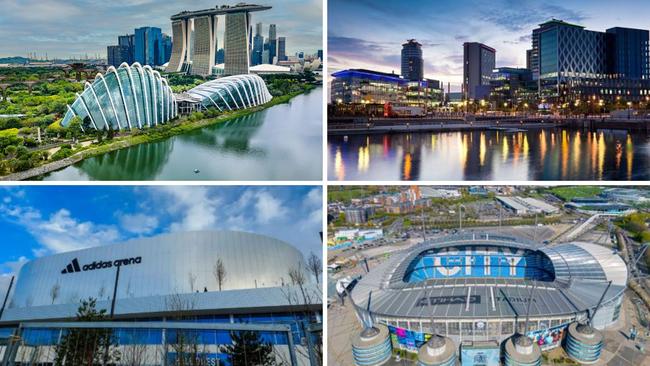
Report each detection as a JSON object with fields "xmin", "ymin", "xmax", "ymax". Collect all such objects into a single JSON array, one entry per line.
[
  {"xmin": 220, "ymin": 330, "xmax": 276, "ymax": 366},
  {"xmin": 4, "ymin": 145, "xmax": 17, "ymax": 158},
  {"xmin": 68, "ymin": 116, "xmax": 83, "ymax": 142},
  {"xmin": 53, "ymin": 298, "xmax": 120, "ymax": 366}
]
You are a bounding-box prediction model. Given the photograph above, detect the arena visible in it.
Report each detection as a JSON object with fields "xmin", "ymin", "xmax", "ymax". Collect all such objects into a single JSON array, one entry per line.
[
  {"xmin": 349, "ymin": 234, "xmax": 627, "ymax": 356},
  {"xmin": 0, "ymin": 231, "xmax": 322, "ymax": 365}
]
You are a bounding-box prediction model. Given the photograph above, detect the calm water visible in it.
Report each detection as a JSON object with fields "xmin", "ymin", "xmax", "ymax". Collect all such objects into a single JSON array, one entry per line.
[
  {"xmin": 328, "ymin": 129, "xmax": 650, "ymax": 181},
  {"xmin": 40, "ymin": 87, "xmax": 322, "ymax": 181}
]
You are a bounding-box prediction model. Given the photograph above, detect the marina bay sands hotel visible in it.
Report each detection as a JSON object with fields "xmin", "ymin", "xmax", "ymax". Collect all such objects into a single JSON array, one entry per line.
[{"xmin": 166, "ymin": 3, "xmax": 271, "ymax": 77}]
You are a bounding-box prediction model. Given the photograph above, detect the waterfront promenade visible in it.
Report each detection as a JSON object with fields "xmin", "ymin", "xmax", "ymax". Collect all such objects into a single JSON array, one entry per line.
[{"xmin": 329, "ymin": 115, "xmax": 650, "ymax": 135}]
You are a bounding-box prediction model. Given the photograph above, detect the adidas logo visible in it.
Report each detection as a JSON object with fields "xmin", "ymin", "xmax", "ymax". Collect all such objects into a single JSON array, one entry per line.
[
  {"xmin": 61, "ymin": 258, "xmax": 82, "ymax": 274},
  {"xmin": 60, "ymin": 256, "xmax": 142, "ymax": 275}
]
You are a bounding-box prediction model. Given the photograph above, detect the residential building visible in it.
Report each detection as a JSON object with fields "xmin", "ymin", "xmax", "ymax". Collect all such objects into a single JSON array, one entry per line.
[{"xmin": 401, "ymin": 39, "xmax": 423, "ymax": 81}]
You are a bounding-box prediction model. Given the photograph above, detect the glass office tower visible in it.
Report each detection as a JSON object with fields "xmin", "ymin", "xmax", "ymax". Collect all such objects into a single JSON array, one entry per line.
[
  {"xmin": 135, "ymin": 26, "xmax": 164, "ymax": 66},
  {"xmin": 531, "ymin": 19, "xmax": 650, "ymax": 102}
]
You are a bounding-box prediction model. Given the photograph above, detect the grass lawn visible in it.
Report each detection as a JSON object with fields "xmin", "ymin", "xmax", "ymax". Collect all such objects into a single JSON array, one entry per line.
[{"xmin": 549, "ymin": 186, "xmax": 603, "ymax": 201}]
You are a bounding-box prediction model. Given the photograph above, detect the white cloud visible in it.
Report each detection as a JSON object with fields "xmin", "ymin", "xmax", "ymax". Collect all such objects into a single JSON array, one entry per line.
[
  {"xmin": 304, "ymin": 187, "xmax": 322, "ymax": 208},
  {"xmin": 0, "ymin": 204, "xmax": 121, "ymax": 255},
  {"xmin": 254, "ymin": 191, "xmax": 288, "ymax": 224},
  {"xmin": 1, "ymin": 256, "xmax": 28, "ymax": 275},
  {"xmin": 157, "ymin": 186, "xmax": 221, "ymax": 232},
  {"xmin": 118, "ymin": 213, "xmax": 159, "ymax": 235}
]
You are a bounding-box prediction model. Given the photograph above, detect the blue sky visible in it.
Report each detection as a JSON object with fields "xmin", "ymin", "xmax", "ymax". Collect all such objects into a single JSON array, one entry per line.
[
  {"xmin": 0, "ymin": 0, "xmax": 322, "ymax": 59},
  {"xmin": 0, "ymin": 185, "xmax": 322, "ymax": 276},
  {"xmin": 328, "ymin": 0, "xmax": 650, "ymax": 92}
]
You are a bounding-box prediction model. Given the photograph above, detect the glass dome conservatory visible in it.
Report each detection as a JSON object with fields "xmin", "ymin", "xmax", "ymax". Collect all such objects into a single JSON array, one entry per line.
[
  {"xmin": 61, "ymin": 63, "xmax": 177, "ymax": 131},
  {"xmin": 184, "ymin": 74, "xmax": 272, "ymax": 111}
]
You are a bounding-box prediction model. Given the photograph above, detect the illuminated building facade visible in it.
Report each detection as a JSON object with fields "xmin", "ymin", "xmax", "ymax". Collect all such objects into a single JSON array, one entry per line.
[{"xmin": 531, "ymin": 19, "xmax": 650, "ymax": 103}]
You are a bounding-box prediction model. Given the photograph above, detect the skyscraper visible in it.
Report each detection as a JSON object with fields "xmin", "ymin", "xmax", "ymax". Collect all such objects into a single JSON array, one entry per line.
[
  {"xmin": 256, "ymin": 22, "xmax": 263, "ymax": 37},
  {"xmin": 462, "ymin": 42, "xmax": 496, "ymax": 100},
  {"xmin": 317, "ymin": 49, "xmax": 323, "ymax": 61},
  {"xmin": 135, "ymin": 26, "xmax": 164, "ymax": 66},
  {"xmin": 162, "ymin": 34, "xmax": 173, "ymax": 64},
  {"xmin": 107, "ymin": 34, "xmax": 134, "ymax": 67},
  {"xmin": 252, "ymin": 22, "xmax": 264, "ymax": 65},
  {"xmin": 224, "ymin": 12, "xmax": 251, "ymax": 75},
  {"xmin": 118, "ymin": 34, "xmax": 134, "ymax": 64},
  {"xmin": 278, "ymin": 37, "xmax": 287, "ymax": 62},
  {"xmin": 268, "ymin": 24, "xmax": 277, "ymax": 64},
  {"xmin": 401, "ymin": 39, "xmax": 423, "ymax": 81}
]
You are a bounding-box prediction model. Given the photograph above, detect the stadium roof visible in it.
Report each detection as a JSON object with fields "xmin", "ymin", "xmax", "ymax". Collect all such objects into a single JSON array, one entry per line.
[{"xmin": 351, "ymin": 235, "xmax": 627, "ymax": 320}]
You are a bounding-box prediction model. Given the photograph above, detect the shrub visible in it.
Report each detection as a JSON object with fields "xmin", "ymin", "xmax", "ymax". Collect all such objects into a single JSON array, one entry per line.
[{"xmin": 51, "ymin": 147, "xmax": 73, "ymax": 161}]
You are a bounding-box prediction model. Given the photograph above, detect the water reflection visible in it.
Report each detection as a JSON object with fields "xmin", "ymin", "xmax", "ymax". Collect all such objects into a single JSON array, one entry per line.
[
  {"xmin": 39, "ymin": 87, "xmax": 322, "ymax": 181},
  {"xmin": 328, "ymin": 128, "xmax": 650, "ymax": 181},
  {"xmin": 78, "ymin": 139, "xmax": 174, "ymax": 180}
]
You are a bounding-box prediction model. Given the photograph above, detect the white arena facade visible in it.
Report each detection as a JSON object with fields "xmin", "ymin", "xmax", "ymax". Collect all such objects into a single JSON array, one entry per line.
[{"xmin": 0, "ymin": 231, "xmax": 322, "ymax": 365}]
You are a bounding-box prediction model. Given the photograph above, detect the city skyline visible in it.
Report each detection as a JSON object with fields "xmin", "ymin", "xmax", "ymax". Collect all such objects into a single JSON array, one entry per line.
[
  {"xmin": 0, "ymin": 0, "xmax": 322, "ymax": 59},
  {"xmin": 328, "ymin": 0, "xmax": 650, "ymax": 92},
  {"xmin": 0, "ymin": 186, "xmax": 322, "ymax": 276}
]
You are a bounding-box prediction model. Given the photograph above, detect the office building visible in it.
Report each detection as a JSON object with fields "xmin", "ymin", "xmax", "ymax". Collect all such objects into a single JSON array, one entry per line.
[
  {"xmin": 162, "ymin": 33, "xmax": 172, "ymax": 64},
  {"xmin": 331, "ymin": 69, "xmax": 444, "ymax": 113},
  {"xmin": 489, "ymin": 67, "xmax": 537, "ymax": 105},
  {"xmin": 606, "ymin": 27, "xmax": 650, "ymax": 79},
  {"xmin": 463, "ymin": 42, "xmax": 496, "ymax": 100},
  {"xmin": 401, "ymin": 39, "xmax": 423, "ymax": 81},
  {"xmin": 252, "ymin": 22, "xmax": 264, "ymax": 65},
  {"xmin": 0, "ymin": 231, "xmax": 321, "ymax": 365},
  {"xmin": 135, "ymin": 26, "xmax": 164, "ymax": 66},
  {"xmin": 331, "ymin": 69, "xmax": 404, "ymax": 105},
  {"xmin": 166, "ymin": 4, "xmax": 271, "ymax": 76},
  {"xmin": 106, "ymin": 45, "xmax": 129, "ymax": 68},
  {"xmin": 317, "ymin": 49, "xmax": 323, "ymax": 61},
  {"xmin": 268, "ymin": 24, "xmax": 277, "ymax": 64},
  {"xmin": 278, "ymin": 37, "xmax": 287, "ymax": 62},
  {"xmin": 530, "ymin": 19, "xmax": 650, "ymax": 102},
  {"xmin": 118, "ymin": 34, "xmax": 135, "ymax": 64},
  {"xmin": 106, "ymin": 34, "xmax": 134, "ymax": 67}
]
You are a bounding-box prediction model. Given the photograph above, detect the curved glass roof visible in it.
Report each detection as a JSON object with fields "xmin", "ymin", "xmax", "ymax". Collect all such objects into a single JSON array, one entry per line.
[
  {"xmin": 61, "ymin": 63, "xmax": 176, "ymax": 131},
  {"xmin": 184, "ymin": 74, "xmax": 272, "ymax": 111}
]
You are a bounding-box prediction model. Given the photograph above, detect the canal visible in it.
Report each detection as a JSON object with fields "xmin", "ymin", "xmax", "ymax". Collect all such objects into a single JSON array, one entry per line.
[{"xmin": 328, "ymin": 128, "xmax": 650, "ymax": 181}]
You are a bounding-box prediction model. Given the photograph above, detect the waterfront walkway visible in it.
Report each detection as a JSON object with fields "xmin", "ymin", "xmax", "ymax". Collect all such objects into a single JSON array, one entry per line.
[{"xmin": 329, "ymin": 116, "xmax": 650, "ymax": 135}]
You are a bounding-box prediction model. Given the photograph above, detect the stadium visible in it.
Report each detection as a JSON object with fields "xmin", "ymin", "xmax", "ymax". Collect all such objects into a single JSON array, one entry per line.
[
  {"xmin": 0, "ymin": 231, "xmax": 322, "ymax": 365},
  {"xmin": 349, "ymin": 234, "xmax": 627, "ymax": 365}
]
